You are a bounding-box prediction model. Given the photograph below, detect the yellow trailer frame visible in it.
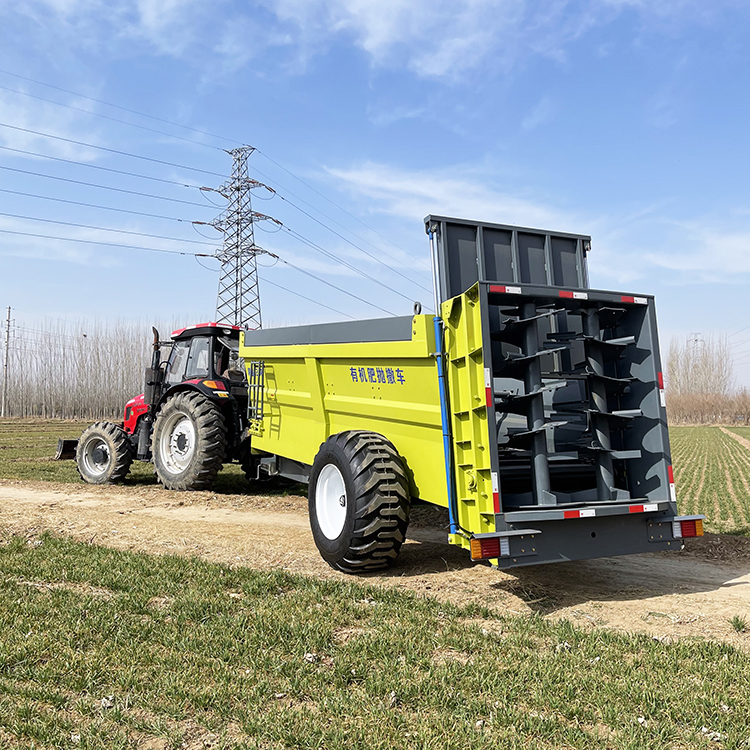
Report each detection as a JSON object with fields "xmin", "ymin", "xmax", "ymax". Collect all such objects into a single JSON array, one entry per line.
[{"xmin": 239, "ymin": 286, "xmax": 496, "ymax": 556}]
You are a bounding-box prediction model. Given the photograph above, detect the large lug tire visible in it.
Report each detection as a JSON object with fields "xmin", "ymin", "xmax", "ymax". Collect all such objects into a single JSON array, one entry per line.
[
  {"xmin": 76, "ymin": 421, "xmax": 133, "ymax": 485},
  {"xmin": 152, "ymin": 391, "xmax": 227, "ymax": 490},
  {"xmin": 308, "ymin": 431, "xmax": 410, "ymax": 573}
]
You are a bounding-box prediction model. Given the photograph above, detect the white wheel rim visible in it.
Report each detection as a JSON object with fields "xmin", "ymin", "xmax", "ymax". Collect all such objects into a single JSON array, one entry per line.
[
  {"xmin": 159, "ymin": 412, "xmax": 196, "ymax": 474},
  {"xmin": 315, "ymin": 463, "xmax": 347, "ymax": 540},
  {"xmin": 82, "ymin": 437, "xmax": 110, "ymax": 476}
]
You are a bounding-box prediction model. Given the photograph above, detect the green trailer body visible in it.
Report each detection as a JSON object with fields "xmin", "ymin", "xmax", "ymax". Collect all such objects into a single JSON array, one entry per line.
[{"xmin": 238, "ymin": 216, "xmax": 703, "ymax": 572}]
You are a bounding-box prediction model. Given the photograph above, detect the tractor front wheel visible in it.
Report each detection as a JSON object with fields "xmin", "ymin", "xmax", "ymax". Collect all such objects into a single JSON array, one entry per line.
[
  {"xmin": 76, "ymin": 421, "xmax": 133, "ymax": 485},
  {"xmin": 309, "ymin": 431, "xmax": 410, "ymax": 573},
  {"xmin": 152, "ymin": 392, "xmax": 227, "ymax": 490}
]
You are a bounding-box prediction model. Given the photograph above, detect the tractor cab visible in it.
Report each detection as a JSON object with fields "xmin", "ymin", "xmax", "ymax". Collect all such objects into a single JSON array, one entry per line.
[{"xmin": 165, "ymin": 323, "xmax": 244, "ymax": 386}]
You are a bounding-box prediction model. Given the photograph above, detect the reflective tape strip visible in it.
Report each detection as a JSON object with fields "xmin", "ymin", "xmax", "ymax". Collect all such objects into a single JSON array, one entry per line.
[
  {"xmin": 629, "ymin": 505, "xmax": 644, "ymax": 513},
  {"xmin": 670, "ymin": 484, "xmax": 677, "ymax": 502},
  {"xmin": 489, "ymin": 285, "xmax": 522, "ymax": 294},
  {"xmin": 634, "ymin": 297, "xmax": 648, "ymax": 305},
  {"xmin": 484, "ymin": 368, "xmax": 493, "ymax": 408},
  {"xmin": 491, "ymin": 472, "xmax": 500, "ymax": 513},
  {"xmin": 564, "ymin": 509, "xmax": 596, "ymax": 519},
  {"xmin": 644, "ymin": 503, "xmax": 658, "ymax": 512},
  {"xmin": 660, "ymin": 390, "xmax": 667, "ymax": 407}
]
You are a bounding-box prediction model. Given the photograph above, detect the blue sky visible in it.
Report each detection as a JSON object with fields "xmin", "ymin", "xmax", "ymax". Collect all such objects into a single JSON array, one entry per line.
[{"xmin": 1, "ymin": 1, "xmax": 750, "ymax": 381}]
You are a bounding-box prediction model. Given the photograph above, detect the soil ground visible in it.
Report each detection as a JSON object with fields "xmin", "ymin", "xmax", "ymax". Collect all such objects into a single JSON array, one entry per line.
[{"xmin": 2, "ymin": 477, "xmax": 750, "ymax": 650}]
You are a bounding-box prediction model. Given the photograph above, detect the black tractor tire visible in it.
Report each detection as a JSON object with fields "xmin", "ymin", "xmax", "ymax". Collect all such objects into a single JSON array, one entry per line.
[
  {"xmin": 308, "ymin": 431, "xmax": 410, "ymax": 573},
  {"xmin": 152, "ymin": 391, "xmax": 227, "ymax": 490},
  {"xmin": 76, "ymin": 421, "xmax": 133, "ymax": 485}
]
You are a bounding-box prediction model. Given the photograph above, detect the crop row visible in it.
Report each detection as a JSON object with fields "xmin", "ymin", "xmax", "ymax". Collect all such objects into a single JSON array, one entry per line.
[{"xmin": 670, "ymin": 426, "xmax": 750, "ymax": 534}]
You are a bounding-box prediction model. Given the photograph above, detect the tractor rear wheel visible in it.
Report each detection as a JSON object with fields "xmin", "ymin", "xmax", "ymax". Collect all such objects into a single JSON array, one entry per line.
[
  {"xmin": 76, "ymin": 421, "xmax": 133, "ymax": 485},
  {"xmin": 152, "ymin": 392, "xmax": 227, "ymax": 490},
  {"xmin": 308, "ymin": 431, "xmax": 410, "ymax": 573}
]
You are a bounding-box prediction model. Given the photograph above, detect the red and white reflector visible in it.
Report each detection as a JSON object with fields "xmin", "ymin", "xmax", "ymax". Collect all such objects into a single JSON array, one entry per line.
[
  {"xmin": 491, "ymin": 471, "xmax": 500, "ymax": 513},
  {"xmin": 484, "ymin": 367, "xmax": 493, "ymax": 408},
  {"xmin": 628, "ymin": 503, "xmax": 659, "ymax": 513},
  {"xmin": 668, "ymin": 465, "xmax": 676, "ymax": 502},
  {"xmin": 489, "ymin": 285, "xmax": 522, "ymax": 294},
  {"xmin": 672, "ymin": 518, "xmax": 704, "ymax": 539},
  {"xmin": 470, "ymin": 536, "xmax": 511, "ymax": 560},
  {"xmin": 657, "ymin": 372, "xmax": 667, "ymax": 407},
  {"xmin": 559, "ymin": 290, "xmax": 589, "ymax": 300},
  {"xmin": 563, "ymin": 508, "xmax": 596, "ymax": 519}
]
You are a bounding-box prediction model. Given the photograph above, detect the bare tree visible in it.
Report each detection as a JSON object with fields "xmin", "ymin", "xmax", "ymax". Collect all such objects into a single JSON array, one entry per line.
[
  {"xmin": 666, "ymin": 334, "xmax": 736, "ymax": 424},
  {"xmin": 3, "ymin": 318, "xmax": 183, "ymax": 419}
]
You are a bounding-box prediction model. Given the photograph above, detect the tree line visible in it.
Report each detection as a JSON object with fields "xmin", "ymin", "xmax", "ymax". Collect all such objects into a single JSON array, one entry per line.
[
  {"xmin": 1, "ymin": 318, "xmax": 180, "ymax": 419},
  {"xmin": 665, "ymin": 334, "xmax": 750, "ymax": 424},
  {"xmin": 0, "ymin": 318, "xmax": 746, "ymax": 426}
]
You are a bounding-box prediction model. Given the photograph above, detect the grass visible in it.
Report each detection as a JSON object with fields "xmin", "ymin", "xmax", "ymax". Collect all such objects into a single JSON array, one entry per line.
[
  {"xmin": 5, "ymin": 418, "xmax": 750, "ymax": 535},
  {"xmin": 729, "ymin": 615, "xmax": 747, "ymax": 634},
  {"xmin": 670, "ymin": 426, "xmax": 750, "ymax": 535},
  {"xmin": 0, "ymin": 418, "xmax": 251, "ymax": 492},
  {"xmin": 0, "ymin": 533, "xmax": 748, "ymax": 750}
]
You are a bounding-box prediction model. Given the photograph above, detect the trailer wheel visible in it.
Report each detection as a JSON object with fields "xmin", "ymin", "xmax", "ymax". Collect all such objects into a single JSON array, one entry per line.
[
  {"xmin": 309, "ymin": 431, "xmax": 410, "ymax": 573},
  {"xmin": 76, "ymin": 421, "xmax": 133, "ymax": 485},
  {"xmin": 152, "ymin": 391, "xmax": 227, "ymax": 490}
]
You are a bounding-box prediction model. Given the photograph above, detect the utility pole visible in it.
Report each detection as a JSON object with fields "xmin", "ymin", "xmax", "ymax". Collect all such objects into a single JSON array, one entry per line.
[
  {"xmin": 209, "ymin": 146, "xmax": 278, "ymax": 330},
  {"xmin": 1, "ymin": 306, "xmax": 10, "ymax": 418}
]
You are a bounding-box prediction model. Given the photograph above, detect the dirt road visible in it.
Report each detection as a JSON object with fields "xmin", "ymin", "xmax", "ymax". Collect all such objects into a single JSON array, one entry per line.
[{"xmin": 2, "ymin": 478, "xmax": 750, "ymax": 649}]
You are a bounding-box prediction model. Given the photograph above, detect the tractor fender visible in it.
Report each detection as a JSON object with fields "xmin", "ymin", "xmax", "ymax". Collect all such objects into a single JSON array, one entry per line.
[{"xmin": 156, "ymin": 379, "xmax": 237, "ymax": 411}]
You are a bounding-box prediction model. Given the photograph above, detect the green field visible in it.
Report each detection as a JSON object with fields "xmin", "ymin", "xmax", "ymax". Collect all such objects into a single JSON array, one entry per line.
[
  {"xmin": 670, "ymin": 426, "xmax": 750, "ymax": 535},
  {"xmin": 3, "ymin": 420, "xmax": 750, "ymax": 536},
  {"xmin": 0, "ymin": 418, "xmax": 249, "ymax": 492},
  {"xmin": 0, "ymin": 533, "xmax": 748, "ymax": 750}
]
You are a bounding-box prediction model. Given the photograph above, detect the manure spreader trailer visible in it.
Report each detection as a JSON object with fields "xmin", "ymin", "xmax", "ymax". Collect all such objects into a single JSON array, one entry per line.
[{"xmin": 240, "ymin": 215, "xmax": 704, "ymax": 572}]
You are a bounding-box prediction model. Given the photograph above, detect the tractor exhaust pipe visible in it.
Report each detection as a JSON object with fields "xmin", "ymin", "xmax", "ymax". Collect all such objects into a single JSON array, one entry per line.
[{"xmin": 137, "ymin": 327, "xmax": 164, "ymax": 460}]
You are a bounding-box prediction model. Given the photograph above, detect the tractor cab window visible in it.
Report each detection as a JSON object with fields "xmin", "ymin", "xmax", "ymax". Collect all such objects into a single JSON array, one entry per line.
[
  {"xmin": 214, "ymin": 336, "xmax": 243, "ymax": 379},
  {"xmin": 185, "ymin": 336, "xmax": 211, "ymax": 380},
  {"xmin": 165, "ymin": 340, "xmax": 190, "ymax": 385}
]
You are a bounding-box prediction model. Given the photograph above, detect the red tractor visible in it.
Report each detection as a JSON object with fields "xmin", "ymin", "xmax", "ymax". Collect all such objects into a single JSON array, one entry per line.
[{"xmin": 60, "ymin": 323, "xmax": 253, "ymax": 490}]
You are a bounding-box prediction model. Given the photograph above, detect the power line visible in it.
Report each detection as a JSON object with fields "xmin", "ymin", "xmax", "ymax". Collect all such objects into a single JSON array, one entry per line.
[
  {"xmin": 277, "ymin": 193, "xmax": 432, "ymax": 291},
  {"xmin": 265, "ymin": 251, "xmax": 396, "ymax": 317},
  {"xmin": 260, "ymin": 275, "xmax": 355, "ymax": 320},
  {"xmin": 0, "ymin": 228, "xmax": 214, "ymax": 258},
  {"xmin": 0, "ymin": 164, "xmax": 215, "ymax": 208},
  {"xmin": 0, "ymin": 82, "xmax": 224, "ymax": 152},
  {"xmin": 255, "ymin": 148, "xmax": 431, "ymax": 270},
  {"xmin": 0, "ymin": 144, "xmax": 203, "ymax": 189},
  {"xmin": 245, "ymin": 162, "xmax": 432, "ymax": 275},
  {"xmin": 0, "ymin": 121, "xmax": 225, "ymax": 178},
  {"xmin": 0, "ymin": 68, "xmax": 235, "ymax": 146},
  {"xmin": 0, "ymin": 71, "xmax": 430, "ymax": 274},
  {"xmin": 0, "ymin": 211, "xmax": 218, "ymax": 247},
  {"xmin": 283, "ymin": 225, "xmax": 423, "ymax": 306},
  {"xmin": 0, "ymin": 187, "xmax": 198, "ymax": 223}
]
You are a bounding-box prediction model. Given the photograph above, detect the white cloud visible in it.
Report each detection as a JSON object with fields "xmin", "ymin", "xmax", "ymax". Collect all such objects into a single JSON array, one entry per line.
[
  {"xmin": 328, "ymin": 160, "xmax": 570, "ymax": 229},
  {"xmin": 646, "ymin": 224, "xmax": 750, "ymax": 280},
  {"xmin": 327, "ymin": 160, "xmax": 750, "ymax": 290},
  {"xmin": 0, "ymin": 91, "xmax": 101, "ymax": 160},
  {"xmin": 10, "ymin": 0, "xmax": 744, "ymax": 81}
]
